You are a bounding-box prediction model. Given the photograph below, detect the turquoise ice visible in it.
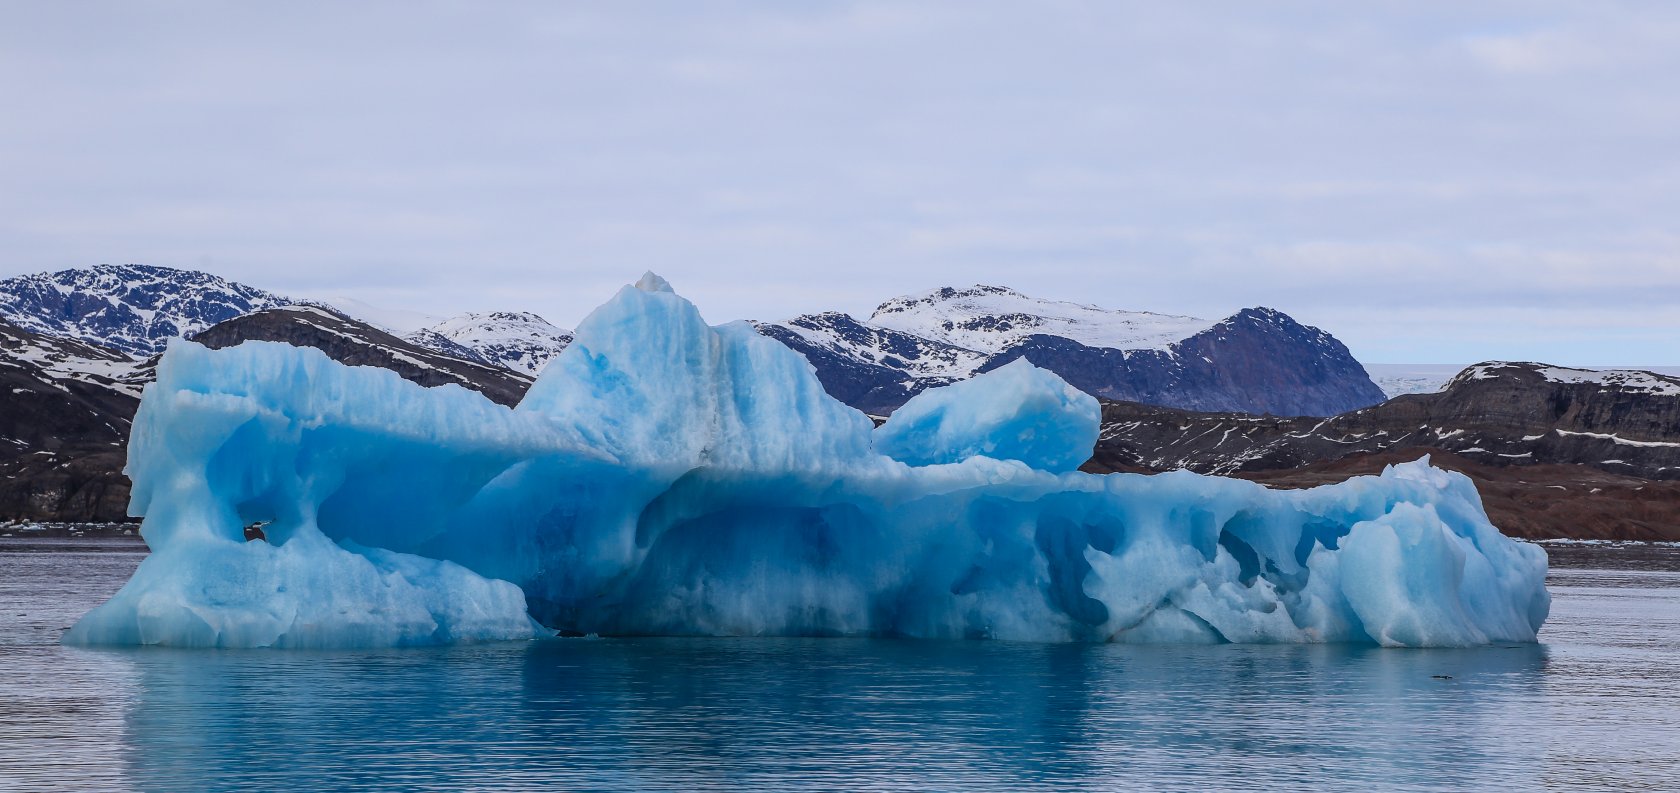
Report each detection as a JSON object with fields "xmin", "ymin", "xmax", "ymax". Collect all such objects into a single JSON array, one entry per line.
[{"xmin": 67, "ymin": 274, "xmax": 1549, "ymax": 648}]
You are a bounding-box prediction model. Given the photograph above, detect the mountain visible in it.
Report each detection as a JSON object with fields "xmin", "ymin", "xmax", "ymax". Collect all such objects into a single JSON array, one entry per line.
[
  {"xmin": 758, "ymin": 285, "xmax": 1384, "ymax": 417},
  {"xmin": 0, "ymin": 268, "xmax": 1382, "ymax": 419},
  {"xmin": 0, "ymin": 319, "xmax": 143, "ymax": 522},
  {"xmin": 0, "ymin": 305, "xmax": 540, "ymax": 523},
  {"xmin": 870, "ymin": 284, "xmax": 1215, "ymax": 352},
  {"xmin": 1363, "ymin": 362, "xmax": 1680, "ymax": 399},
  {"xmin": 192, "ymin": 307, "xmax": 535, "ymax": 407},
  {"xmin": 3, "ymin": 264, "xmax": 1676, "ymax": 541},
  {"xmin": 1082, "ymin": 361, "xmax": 1680, "ymax": 540},
  {"xmin": 0, "ymin": 264, "xmax": 575, "ymax": 382},
  {"xmin": 405, "ymin": 312, "xmax": 573, "ymax": 377},
  {"xmin": 1087, "ymin": 361, "xmax": 1680, "ymax": 479},
  {"xmin": 0, "ymin": 264, "xmax": 295, "ymax": 356},
  {"xmin": 754, "ymin": 312, "xmax": 986, "ymax": 413}
]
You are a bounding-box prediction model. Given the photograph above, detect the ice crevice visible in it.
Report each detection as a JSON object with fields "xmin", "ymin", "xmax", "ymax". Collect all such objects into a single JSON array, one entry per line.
[{"xmin": 67, "ymin": 276, "xmax": 1550, "ymax": 648}]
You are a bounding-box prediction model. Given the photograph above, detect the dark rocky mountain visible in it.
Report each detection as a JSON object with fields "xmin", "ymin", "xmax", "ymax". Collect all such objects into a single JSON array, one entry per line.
[
  {"xmin": 0, "ymin": 265, "xmax": 576, "ymax": 384},
  {"xmin": 0, "ymin": 319, "xmax": 142, "ymax": 522},
  {"xmin": 193, "ymin": 306, "xmax": 535, "ymax": 407},
  {"xmin": 1082, "ymin": 361, "xmax": 1680, "ymax": 540},
  {"xmin": 4, "ymin": 266, "xmax": 1666, "ymax": 540},
  {"xmin": 759, "ymin": 286, "xmax": 1384, "ymax": 417},
  {"xmin": 0, "ymin": 267, "xmax": 1383, "ymax": 419},
  {"xmin": 0, "ymin": 264, "xmax": 295, "ymax": 356},
  {"xmin": 985, "ymin": 307, "xmax": 1384, "ymax": 417},
  {"xmin": 1085, "ymin": 361, "xmax": 1680, "ymax": 480},
  {"xmin": 754, "ymin": 312, "xmax": 981, "ymax": 414},
  {"xmin": 1231, "ymin": 449, "xmax": 1680, "ymax": 543},
  {"xmin": 0, "ymin": 308, "xmax": 536, "ymax": 523}
]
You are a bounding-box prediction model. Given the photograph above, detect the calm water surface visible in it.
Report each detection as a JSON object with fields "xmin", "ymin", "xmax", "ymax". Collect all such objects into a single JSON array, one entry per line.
[{"xmin": 2, "ymin": 537, "xmax": 1677, "ymax": 792}]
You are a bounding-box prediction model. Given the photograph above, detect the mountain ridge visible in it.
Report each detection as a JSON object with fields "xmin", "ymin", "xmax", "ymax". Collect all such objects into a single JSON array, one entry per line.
[
  {"xmin": 762, "ymin": 293, "xmax": 1384, "ymax": 417},
  {"xmin": 1, "ymin": 287, "xmax": 1676, "ymax": 540},
  {"xmin": 2, "ymin": 265, "xmax": 1385, "ymax": 418},
  {"xmin": 0, "ymin": 264, "xmax": 294, "ymax": 356}
]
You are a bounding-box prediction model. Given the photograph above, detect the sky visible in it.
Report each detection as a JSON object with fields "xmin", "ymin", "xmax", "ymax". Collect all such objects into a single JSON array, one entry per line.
[{"xmin": 2, "ymin": 1, "xmax": 1677, "ymax": 364}]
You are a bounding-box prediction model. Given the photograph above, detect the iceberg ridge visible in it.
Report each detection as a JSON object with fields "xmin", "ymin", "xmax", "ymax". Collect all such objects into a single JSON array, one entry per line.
[{"xmin": 67, "ymin": 276, "xmax": 1549, "ymax": 648}]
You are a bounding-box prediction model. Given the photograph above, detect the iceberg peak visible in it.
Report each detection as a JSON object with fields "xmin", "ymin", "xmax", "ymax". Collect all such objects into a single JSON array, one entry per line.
[{"xmin": 634, "ymin": 271, "xmax": 674, "ymax": 293}]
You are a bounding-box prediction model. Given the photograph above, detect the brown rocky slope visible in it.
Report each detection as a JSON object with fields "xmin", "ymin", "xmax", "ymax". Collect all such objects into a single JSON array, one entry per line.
[{"xmin": 1083, "ymin": 362, "xmax": 1680, "ymax": 541}]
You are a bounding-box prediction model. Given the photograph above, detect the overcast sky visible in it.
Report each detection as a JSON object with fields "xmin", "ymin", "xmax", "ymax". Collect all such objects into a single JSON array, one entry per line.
[{"xmin": 2, "ymin": 2, "xmax": 1677, "ymax": 364}]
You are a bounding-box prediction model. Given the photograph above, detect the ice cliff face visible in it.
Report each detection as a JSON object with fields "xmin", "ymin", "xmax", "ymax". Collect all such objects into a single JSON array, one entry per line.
[{"xmin": 66, "ymin": 274, "xmax": 1549, "ymax": 649}]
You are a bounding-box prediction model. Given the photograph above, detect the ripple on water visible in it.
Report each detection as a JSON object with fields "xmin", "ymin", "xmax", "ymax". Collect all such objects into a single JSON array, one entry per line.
[{"xmin": 1, "ymin": 539, "xmax": 1677, "ymax": 791}]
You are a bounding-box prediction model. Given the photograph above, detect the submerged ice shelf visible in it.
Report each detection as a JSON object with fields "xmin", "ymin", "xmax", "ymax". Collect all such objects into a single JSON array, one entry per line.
[{"xmin": 67, "ymin": 274, "xmax": 1550, "ymax": 649}]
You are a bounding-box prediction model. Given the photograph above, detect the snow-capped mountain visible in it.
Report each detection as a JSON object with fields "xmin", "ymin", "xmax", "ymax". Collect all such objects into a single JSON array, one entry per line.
[
  {"xmin": 1453, "ymin": 362, "xmax": 1680, "ymax": 396},
  {"xmin": 1365, "ymin": 362, "xmax": 1680, "ymax": 399},
  {"xmin": 194, "ymin": 306, "xmax": 536, "ymax": 407},
  {"xmin": 754, "ymin": 312, "xmax": 988, "ymax": 411},
  {"xmin": 0, "ymin": 265, "xmax": 577, "ymax": 382},
  {"xmin": 0, "ymin": 303, "xmax": 546, "ymax": 523},
  {"xmin": 405, "ymin": 312, "xmax": 573, "ymax": 377},
  {"xmin": 871, "ymin": 285, "xmax": 1215, "ymax": 353},
  {"xmin": 0, "ymin": 316, "xmax": 146, "ymax": 399},
  {"xmin": 0, "ymin": 264, "xmax": 296, "ymax": 356},
  {"xmin": 0, "ymin": 318, "xmax": 144, "ymax": 521},
  {"xmin": 0, "ymin": 264, "xmax": 1381, "ymax": 418},
  {"xmin": 758, "ymin": 286, "xmax": 1386, "ymax": 417}
]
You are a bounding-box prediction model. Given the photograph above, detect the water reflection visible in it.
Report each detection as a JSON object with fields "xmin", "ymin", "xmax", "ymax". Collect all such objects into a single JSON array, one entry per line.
[
  {"xmin": 10, "ymin": 542, "xmax": 1679, "ymax": 792},
  {"xmin": 83, "ymin": 639, "xmax": 1556, "ymax": 792}
]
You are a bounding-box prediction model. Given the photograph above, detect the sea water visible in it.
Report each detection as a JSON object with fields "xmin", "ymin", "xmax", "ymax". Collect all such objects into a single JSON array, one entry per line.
[{"xmin": 2, "ymin": 537, "xmax": 1676, "ymax": 791}]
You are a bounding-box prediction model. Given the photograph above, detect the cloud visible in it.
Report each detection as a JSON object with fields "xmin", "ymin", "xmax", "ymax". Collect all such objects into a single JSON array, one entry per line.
[
  {"xmin": 1463, "ymin": 30, "xmax": 1597, "ymax": 74},
  {"xmin": 0, "ymin": 2, "xmax": 1677, "ymax": 364}
]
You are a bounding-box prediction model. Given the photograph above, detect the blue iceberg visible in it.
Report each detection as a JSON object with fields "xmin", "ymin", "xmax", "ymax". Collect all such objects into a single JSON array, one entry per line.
[{"xmin": 67, "ymin": 274, "xmax": 1550, "ymax": 648}]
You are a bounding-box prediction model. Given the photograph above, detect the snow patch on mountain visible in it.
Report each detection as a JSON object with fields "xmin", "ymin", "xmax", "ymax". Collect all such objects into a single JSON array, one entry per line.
[
  {"xmin": 758, "ymin": 286, "xmax": 1385, "ymax": 417},
  {"xmin": 0, "ymin": 264, "xmax": 294, "ymax": 356},
  {"xmin": 1534, "ymin": 366, "xmax": 1680, "ymax": 396},
  {"xmin": 406, "ymin": 312, "xmax": 574, "ymax": 377},
  {"xmin": 307, "ymin": 295, "xmax": 444, "ymax": 334},
  {"xmin": 869, "ymin": 285, "xmax": 1216, "ymax": 354},
  {"xmin": 0, "ymin": 321, "xmax": 146, "ymax": 398},
  {"xmin": 1453, "ymin": 362, "xmax": 1680, "ymax": 396},
  {"xmin": 766, "ymin": 312, "xmax": 988, "ymax": 381},
  {"xmin": 1369, "ymin": 363, "xmax": 1680, "ymax": 399}
]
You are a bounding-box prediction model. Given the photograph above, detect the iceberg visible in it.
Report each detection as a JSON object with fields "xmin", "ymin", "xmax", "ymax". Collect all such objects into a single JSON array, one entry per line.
[
  {"xmin": 66, "ymin": 274, "xmax": 1550, "ymax": 648},
  {"xmin": 873, "ymin": 359, "xmax": 1100, "ymax": 472}
]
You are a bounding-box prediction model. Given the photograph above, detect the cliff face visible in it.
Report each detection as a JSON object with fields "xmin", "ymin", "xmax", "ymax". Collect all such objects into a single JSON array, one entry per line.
[
  {"xmin": 0, "ymin": 309, "xmax": 536, "ymax": 523},
  {"xmin": 192, "ymin": 307, "xmax": 535, "ymax": 407},
  {"xmin": 986, "ymin": 308, "xmax": 1385, "ymax": 418},
  {"xmin": 1084, "ymin": 361, "xmax": 1680, "ymax": 540},
  {"xmin": 1087, "ymin": 361, "xmax": 1680, "ymax": 481},
  {"xmin": 0, "ymin": 321, "xmax": 141, "ymax": 522},
  {"xmin": 1232, "ymin": 449, "xmax": 1680, "ymax": 542},
  {"xmin": 763, "ymin": 304, "xmax": 1385, "ymax": 418},
  {"xmin": 754, "ymin": 313, "xmax": 973, "ymax": 415}
]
